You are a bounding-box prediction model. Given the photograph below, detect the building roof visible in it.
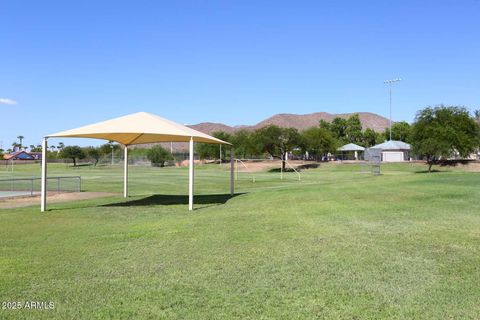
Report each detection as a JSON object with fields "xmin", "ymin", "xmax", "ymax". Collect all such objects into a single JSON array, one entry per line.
[
  {"xmin": 3, "ymin": 150, "xmax": 35, "ymax": 160},
  {"xmin": 46, "ymin": 112, "xmax": 230, "ymax": 145},
  {"xmin": 371, "ymin": 140, "xmax": 411, "ymax": 150},
  {"xmin": 337, "ymin": 143, "xmax": 365, "ymax": 152}
]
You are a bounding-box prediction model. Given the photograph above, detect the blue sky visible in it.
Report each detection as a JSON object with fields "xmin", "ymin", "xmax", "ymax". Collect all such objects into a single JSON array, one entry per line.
[{"xmin": 1, "ymin": 0, "xmax": 479, "ymax": 148}]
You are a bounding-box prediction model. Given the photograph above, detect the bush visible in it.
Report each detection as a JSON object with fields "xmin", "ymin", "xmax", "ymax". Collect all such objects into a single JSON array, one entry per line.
[{"xmin": 146, "ymin": 145, "xmax": 173, "ymax": 167}]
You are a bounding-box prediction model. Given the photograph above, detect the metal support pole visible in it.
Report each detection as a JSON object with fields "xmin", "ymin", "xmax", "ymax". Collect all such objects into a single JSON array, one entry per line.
[
  {"xmin": 384, "ymin": 78, "xmax": 401, "ymax": 141},
  {"xmin": 389, "ymin": 83, "xmax": 392, "ymax": 141},
  {"xmin": 230, "ymin": 146, "xmax": 234, "ymax": 196},
  {"xmin": 41, "ymin": 138, "xmax": 48, "ymax": 212},
  {"xmin": 124, "ymin": 145, "xmax": 128, "ymax": 198},
  {"xmin": 219, "ymin": 144, "xmax": 222, "ymax": 165},
  {"xmin": 189, "ymin": 137, "xmax": 194, "ymax": 211}
]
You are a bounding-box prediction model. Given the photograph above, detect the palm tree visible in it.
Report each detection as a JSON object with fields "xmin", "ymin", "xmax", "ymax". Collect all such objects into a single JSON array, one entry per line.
[
  {"xmin": 17, "ymin": 135, "xmax": 24, "ymax": 148},
  {"xmin": 57, "ymin": 142, "xmax": 65, "ymax": 151}
]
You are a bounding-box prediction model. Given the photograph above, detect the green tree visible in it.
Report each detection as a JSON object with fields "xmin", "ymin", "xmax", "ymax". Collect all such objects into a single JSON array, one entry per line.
[
  {"xmin": 384, "ymin": 121, "xmax": 412, "ymax": 142},
  {"xmin": 475, "ymin": 110, "xmax": 480, "ymax": 124},
  {"xmin": 301, "ymin": 127, "xmax": 337, "ymax": 161},
  {"xmin": 230, "ymin": 129, "xmax": 259, "ymax": 159},
  {"xmin": 330, "ymin": 117, "xmax": 348, "ymax": 142},
  {"xmin": 345, "ymin": 114, "xmax": 363, "ymax": 143},
  {"xmin": 85, "ymin": 147, "xmax": 101, "ymax": 166},
  {"xmin": 30, "ymin": 145, "xmax": 42, "ymax": 152},
  {"xmin": 196, "ymin": 131, "xmax": 232, "ymax": 160},
  {"xmin": 99, "ymin": 141, "xmax": 119, "ymax": 156},
  {"xmin": 11, "ymin": 142, "xmax": 20, "ymax": 150},
  {"xmin": 362, "ymin": 128, "xmax": 380, "ymax": 147},
  {"xmin": 411, "ymin": 105, "xmax": 480, "ymax": 172},
  {"xmin": 253, "ymin": 125, "xmax": 302, "ymax": 170},
  {"xmin": 146, "ymin": 145, "xmax": 173, "ymax": 167},
  {"xmin": 60, "ymin": 146, "xmax": 86, "ymax": 166},
  {"xmin": 319, "ymin": 119, "xmax": 331, "ymax": 131}
]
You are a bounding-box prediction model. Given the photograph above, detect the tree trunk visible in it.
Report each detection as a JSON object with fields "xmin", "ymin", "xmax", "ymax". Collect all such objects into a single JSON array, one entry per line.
[
  {"xmin": 427, "ymin": 157, "xmax": 434, "ymax": 172},
  {"xmin": 72, "ymin": 158, "xmax": 76, "ymax": 167}
]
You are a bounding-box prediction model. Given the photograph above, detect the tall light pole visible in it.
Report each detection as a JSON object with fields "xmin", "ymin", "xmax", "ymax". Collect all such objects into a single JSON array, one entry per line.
[{"xmin": 384, "ymin": 78, "xmax": 402, "ymax": 141}]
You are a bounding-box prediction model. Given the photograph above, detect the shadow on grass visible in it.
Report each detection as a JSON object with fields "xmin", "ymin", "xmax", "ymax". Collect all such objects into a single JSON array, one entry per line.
[
  {"xmin": 102, "ymin": 193, "xmax": 244, "ymax": 208},
  {"xmin": 414, "ymin": 169, "xmax": 446, "ymax": 174},
  {"xmin": 268, "ymin": 168, "xmax": 297, "ymax": 173}
]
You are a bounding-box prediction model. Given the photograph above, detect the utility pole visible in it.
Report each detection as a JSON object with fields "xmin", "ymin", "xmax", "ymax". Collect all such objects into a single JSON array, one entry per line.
[{"xmin": 384, "ymin": 78, "xmax": 402, "ymax": 141}]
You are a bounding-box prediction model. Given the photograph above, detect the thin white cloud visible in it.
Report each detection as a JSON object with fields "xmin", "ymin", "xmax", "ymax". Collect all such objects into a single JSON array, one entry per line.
[{"xmin": 0, "ymin": 98, "xmax": 17, "ymax": 105}]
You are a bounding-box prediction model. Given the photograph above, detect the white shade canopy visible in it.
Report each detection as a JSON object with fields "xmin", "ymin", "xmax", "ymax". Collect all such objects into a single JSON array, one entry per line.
[
  {"xmin": 337, "ymin": 143, "xmax": 365, "ymax": 152},
  {"xmin": 41, "ymin": 111, "xmax": 234, "ymax": 213},
  {"xmin": 46, "ymin": 111, "xmax": 230, "ymax": 145}
]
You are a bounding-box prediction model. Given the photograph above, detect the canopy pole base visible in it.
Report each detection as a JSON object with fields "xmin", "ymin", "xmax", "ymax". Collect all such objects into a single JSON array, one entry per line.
[
  {"xmin": 230, "ymin": 146, "xmax": 234, "ymax": 196},
  {"xmin": 40, "ymin": 138, "xmax": 48, "ymax": 212},
  {"xmin": 124, "ymin": 145, "xmax": 128, "ymax": 198},
  {"xmin": 189, "ymin": 137, "xmax": 194, "ymax": 211}
]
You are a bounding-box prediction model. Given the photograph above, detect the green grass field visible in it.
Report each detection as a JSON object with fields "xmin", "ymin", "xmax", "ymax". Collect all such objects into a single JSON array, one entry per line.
[{"xmin": 1, "ymin": 162, "xmax": 479, "ymax": 319}]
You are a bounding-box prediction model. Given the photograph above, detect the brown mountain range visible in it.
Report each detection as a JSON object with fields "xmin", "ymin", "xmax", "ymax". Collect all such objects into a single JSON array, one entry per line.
[
  {"xmin": 145, "ymin": 112, "xmax": 390, "ymax": 152},
  {"xmin": 189, "ymin": 112, "xmax": 391, "ymax": 135}
]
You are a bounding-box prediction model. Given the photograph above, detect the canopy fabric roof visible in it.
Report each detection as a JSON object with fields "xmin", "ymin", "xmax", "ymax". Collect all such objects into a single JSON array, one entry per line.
[
  {"xmin": 337, "ymin": 143, "xmax": 365, "ymax": 152},
  {"xmin": 46, "ymin": 112, "xmax": 230, "ymax": 145},
  {"xmin": 371, "ymin": 140, "xmax": 411, "ymax": 150}
]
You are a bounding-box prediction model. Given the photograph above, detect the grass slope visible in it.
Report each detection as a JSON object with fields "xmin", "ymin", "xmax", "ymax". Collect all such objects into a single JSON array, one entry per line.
[{"xmin": 0, "ymin": 163, "xmax": 479, "ymax": 319}]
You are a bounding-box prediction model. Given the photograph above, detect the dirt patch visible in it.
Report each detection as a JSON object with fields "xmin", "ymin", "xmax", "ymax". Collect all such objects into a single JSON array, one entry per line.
[{"xmin": 0, "ymin": 192, "xmax": 118, "ymax": 209}]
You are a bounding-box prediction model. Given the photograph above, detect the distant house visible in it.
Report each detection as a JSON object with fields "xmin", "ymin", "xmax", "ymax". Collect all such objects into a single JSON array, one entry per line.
[
  {"xmin": 29, "ymin": 152, "xmax": 43, "ymax": 160},
  {"xmin": 370, "ymin": 140, "xmax": 411, "ymax": 162},
  {"xmin": 3, "ymin": 150, "xmax": 35, "ymax": 161}
]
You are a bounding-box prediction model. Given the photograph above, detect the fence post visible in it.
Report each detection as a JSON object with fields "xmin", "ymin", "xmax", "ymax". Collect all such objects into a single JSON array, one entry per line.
[{"xmin": 31, "ymin": 179, "xmax": 34, "ymax": 196}]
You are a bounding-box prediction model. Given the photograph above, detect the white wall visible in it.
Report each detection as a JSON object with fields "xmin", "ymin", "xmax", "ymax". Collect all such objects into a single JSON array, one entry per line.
[{"xmin": 382, "ymin": 151, "xmax": 405, "ymax": 162}]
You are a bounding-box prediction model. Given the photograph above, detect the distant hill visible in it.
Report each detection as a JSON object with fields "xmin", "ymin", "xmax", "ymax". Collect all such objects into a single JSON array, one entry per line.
[
  {"xmin": 143, "ymin": 112, "xmax": 391, "ymax": 152},
  {"xmin": 190, "ymin": 112, "xmax": 390, "ymax": 134}
]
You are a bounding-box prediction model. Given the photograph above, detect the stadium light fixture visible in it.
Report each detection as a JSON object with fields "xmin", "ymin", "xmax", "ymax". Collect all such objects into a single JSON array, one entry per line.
[{"xmin": 384, "ymin": 78, "xmax": 402, "ymax": 141}]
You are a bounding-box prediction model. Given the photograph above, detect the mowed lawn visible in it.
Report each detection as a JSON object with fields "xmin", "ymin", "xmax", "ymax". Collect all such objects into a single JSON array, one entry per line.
[{"xmin": 1, "ymin": 162, "xmax": 479, "ymax": 319}]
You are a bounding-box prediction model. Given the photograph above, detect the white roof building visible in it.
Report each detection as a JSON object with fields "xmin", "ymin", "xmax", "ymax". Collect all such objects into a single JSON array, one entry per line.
[
  {"xmin": 370, "ymin": 140, "xmax": 411, "ymax": 162},
  {"xmin": 371, "ymin": 140, "xmax": 411, "ymax": 150}
]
